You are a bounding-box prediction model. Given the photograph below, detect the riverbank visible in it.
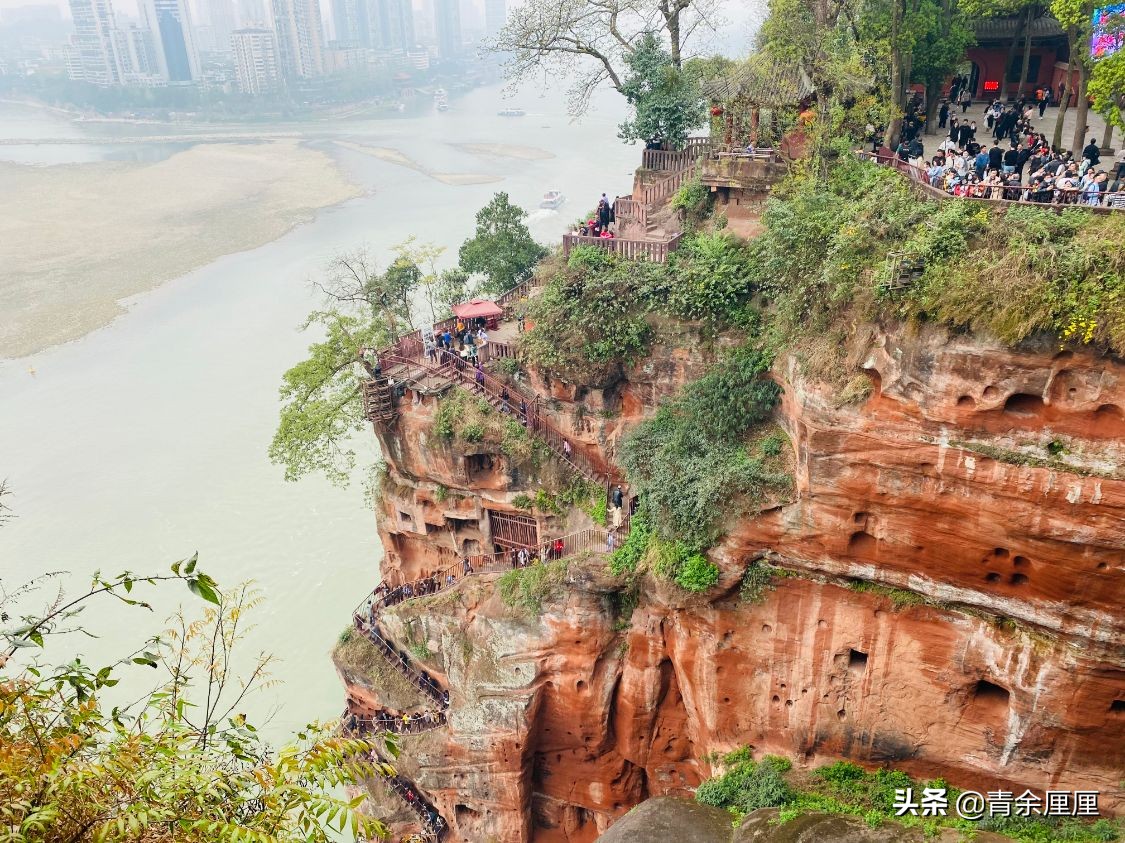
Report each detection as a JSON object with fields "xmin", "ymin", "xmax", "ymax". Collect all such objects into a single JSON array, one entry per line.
[{"xmin": 0, "ymin": 139, "xmax": 361, "ymax": 359}]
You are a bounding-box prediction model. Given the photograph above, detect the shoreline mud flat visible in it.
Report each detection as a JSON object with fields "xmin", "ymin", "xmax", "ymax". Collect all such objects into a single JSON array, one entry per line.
[{"xmin": 0, "ymin": 139, "xmax": 361, "ymax": 360}]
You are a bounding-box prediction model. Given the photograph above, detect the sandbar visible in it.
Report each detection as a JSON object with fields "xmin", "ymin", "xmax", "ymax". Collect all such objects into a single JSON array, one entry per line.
[
  {"xmin": 0, "ymin": 140, "xmax": 360, "ymax": 359},
  {"xmin": 453, "ymin": 143, "xmax": 555, "ymax": 161},
  {"xmin": 336, "ymin": 141, "xmax": 503, "ymax": 186}
]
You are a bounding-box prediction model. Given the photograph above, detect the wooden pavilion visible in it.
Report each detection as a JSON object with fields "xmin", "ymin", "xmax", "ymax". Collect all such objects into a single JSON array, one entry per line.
[{"xmin": 704, "ymin": 56, "xmax": 816, "ymax": 153}]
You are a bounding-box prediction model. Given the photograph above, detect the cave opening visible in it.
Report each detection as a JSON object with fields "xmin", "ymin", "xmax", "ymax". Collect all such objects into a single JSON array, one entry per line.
[
  {"xmin": 1110, "ymin": 700, "xmax": 1125, "ymax": 715},
  {"xmin": 848, "ymin": 649, "xmax": 869, "ymax": 675}
]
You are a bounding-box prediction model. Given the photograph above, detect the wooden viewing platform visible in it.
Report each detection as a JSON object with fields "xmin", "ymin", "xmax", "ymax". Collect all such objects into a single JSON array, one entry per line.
[{"xmin": 561, "ymin": 232, "xmax": 683, "ymax": 263}]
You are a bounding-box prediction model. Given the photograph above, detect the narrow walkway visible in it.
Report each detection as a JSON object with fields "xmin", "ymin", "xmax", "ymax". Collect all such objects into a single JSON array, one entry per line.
[{"xmin": 345, "ymin": 524, "xmax": 627, "ymax": 841}]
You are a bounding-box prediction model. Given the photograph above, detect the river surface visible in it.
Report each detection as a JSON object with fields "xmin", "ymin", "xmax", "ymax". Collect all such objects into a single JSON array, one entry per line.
[{"xmin": 0, "ymin": 83, "xmax": 638, "ymax": 744}]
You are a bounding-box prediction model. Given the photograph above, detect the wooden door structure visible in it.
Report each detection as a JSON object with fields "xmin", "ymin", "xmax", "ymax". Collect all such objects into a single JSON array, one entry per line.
[{"xmin": 487, "ymin": 510, "xmax": 538, "ymax": 550}]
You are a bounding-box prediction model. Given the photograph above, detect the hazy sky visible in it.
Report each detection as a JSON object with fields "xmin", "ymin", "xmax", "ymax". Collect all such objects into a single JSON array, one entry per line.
[{"xmin": 0, "ymin": 0, "xmax": 762, "ymax": 57}]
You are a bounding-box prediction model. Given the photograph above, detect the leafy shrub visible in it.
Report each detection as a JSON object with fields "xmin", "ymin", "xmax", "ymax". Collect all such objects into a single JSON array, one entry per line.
[
  {"xmin": 609, "ymin": 509, "xmax": 652, "ymax": 576},
  {"xmin": 498, "ymin": 560, "xmax": 569, "ymax": 616},
  {"xmin": 696, "ymin": 753, "xmax": 793, "ymax": 817},
  {"xmin": 674, "ymin": 551, "xmax": 720, "ymax": 592},
  {"xmin": 663, "ymin": 233, "xmax": 754, "ymax": 322},
  {"xmin": 621, "ymin": 345, "xmax": 791, "ymax": 551}
]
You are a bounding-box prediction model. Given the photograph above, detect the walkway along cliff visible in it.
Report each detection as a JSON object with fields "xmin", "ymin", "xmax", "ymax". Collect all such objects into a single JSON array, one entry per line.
[{"xmin": 332, "ymin": 146, "xmax": 1125, "ymax": 842}]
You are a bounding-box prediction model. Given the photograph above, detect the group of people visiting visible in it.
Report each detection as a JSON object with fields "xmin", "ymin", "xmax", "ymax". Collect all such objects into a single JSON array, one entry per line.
[
  {"xmin": 345, "ymin": 706, "xmax": 446, "ymax": 736},
  {"xmin": 575, "ymin": 193, "xmax": 617, "ymax": 238},
  {"xmin": 886, "ymin": 93, "xmax": 1125, "ymax": 208},
  {"xmin": 427, "ymin": 317, "xmax": 491, "ymax": 363}
]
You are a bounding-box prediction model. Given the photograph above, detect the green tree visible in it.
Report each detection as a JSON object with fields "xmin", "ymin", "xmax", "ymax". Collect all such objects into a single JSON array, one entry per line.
[
  {"xmin": 618, "ymin": 33, "xmax": 707, "ymax": 147},
  {"xmin": 269, "ymin": 249, "xmax": 409, "ymax": 487},
  {"xmin": 0, "ymin": 556, "xmax": 392, "ymax": 843},
  {"xmin": 434, "ymin": 267, "xmax": 473, "ymax": 318},
  {"xmin": 1089, "ymin": 51, "xmax": 1125, "ymax": 131},
  {"xmin": 911, "ymin": 0, "xmax": 975, "ymax": 134},
  {"xmin": 492, "ymin": 0, "xmax": 719, "ymax": 115},
  {"xmin": 458, "ymin": 193, "xmax": 547, "ymax": 297}
]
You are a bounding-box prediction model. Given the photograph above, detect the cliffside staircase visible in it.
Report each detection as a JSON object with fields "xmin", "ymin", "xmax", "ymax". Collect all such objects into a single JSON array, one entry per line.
[
  {"xmin": 346, "ymin": 524, "xmax": 628, "ymax": 840},
  {"xmin": 613, "ymin": 139, "xmax": 714, "ymax": 241}
]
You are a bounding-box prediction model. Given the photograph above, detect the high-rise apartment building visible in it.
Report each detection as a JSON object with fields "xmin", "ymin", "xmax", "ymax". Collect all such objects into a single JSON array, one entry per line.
[
  {"xmin": 484, "ymin": 0, "xmax": 505, "ymax": 37},
  {"xmin": 237, "ymin": 0, "xmax": 267, "ymax": 27},
  {"xmin": 206, "ymin": 0, "xmax": 237, "ymax": 52},
  {"xmin": 432, "ymin": 0, "xmax": 459, "ymax": 59},
  {"xmin": 271, "ymin": 0, "xmax": 325, "ymax": 77},
  {"xmin": 65, "ymin": 0, "xmax": 123, "ymax": 85},
  {"xmin": 331, "ymin": 0, "xmax": 413, "ymax": 51},
  {"xmin": 113, "ymin": 22, "xmax": 158, "ymax": 79},
  {"xmin": 142, "ymin": 0, "xmax": 200, "ymax": 82},
  {"xmin": 231, "ymin": 27, "xmax": 281, "ymax": 93}
]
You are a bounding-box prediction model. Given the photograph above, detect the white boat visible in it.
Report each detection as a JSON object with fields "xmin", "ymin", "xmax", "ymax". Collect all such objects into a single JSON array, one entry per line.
[
  {"xmin": 539, "ymin": 190, "xmax": 565, "ymax": 209},
  {"xmin": 498, "ymin": 108, "xmax": 526, "ymax": 117}
]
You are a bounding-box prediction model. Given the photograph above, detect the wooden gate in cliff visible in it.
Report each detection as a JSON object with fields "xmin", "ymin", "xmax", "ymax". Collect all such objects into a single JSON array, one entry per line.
[{"xmin": 487, "ymin": 510, "xmax": 538, "ymax": 550}]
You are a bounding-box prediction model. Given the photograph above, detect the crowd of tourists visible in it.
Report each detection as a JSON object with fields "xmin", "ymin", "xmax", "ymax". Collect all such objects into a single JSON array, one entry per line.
[
  {"xmin": 878, "ymin": 91, "xmax": 1125, "ymax": 208},
  {"xmin": 425, "ymin": 317, "xmax": 492, "ymax": 364},
  {"xmin": 345, "ymin": 706, "xmax": 446, "ymax": 737},
  {"xmin": 340, "ymin": 709, "xmax": 448, "ymax": 839}
]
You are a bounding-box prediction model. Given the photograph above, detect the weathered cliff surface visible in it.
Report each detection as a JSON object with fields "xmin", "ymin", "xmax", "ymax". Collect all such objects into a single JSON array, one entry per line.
[{"xmin": 347, "ymin": 323, "xmax": 1125, "ymax": 842}]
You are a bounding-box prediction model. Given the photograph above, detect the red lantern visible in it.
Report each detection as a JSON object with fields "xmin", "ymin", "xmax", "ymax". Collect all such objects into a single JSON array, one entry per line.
[{"xmin": 711, "ymin": 105, "xmax": 724, "ymax": 116}]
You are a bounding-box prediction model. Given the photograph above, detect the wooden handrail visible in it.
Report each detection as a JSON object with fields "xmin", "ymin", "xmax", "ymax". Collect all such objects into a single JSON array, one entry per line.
[{"xmin": 561, "ymin": 233, "xmax": 682, "ymax": 263}]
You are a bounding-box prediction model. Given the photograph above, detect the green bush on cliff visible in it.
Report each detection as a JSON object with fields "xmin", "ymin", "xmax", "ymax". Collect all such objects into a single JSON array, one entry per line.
[
  {"xmin": 520, "ymin": 235, "xmax": 756, "ymax": 383},
  {"xmin": 498, "ymin": 559, "xmax": 570, "ymax": 617},
  {"xmin": 696, "ymin": 755, "xmax": 1124, "ymax": 841},
  {"xmin": 621, "ymin": 344, "xmax": 790, "ymax": 552},
  {"xmin": 752, "ymin": 156, "xmax": 1125, "ymax": 356}
]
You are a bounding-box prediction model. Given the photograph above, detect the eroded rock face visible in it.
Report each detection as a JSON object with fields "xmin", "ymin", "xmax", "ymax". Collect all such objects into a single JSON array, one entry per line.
[{"xmin": 349, "ymin": 324, "xmax": 1125, "ymax": 843}]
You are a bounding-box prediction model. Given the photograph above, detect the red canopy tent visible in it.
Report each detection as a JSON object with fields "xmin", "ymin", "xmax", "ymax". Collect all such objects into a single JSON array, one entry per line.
[{"xmin": 452, "ymin": 299, "xmax": 504, "ymax": 319}]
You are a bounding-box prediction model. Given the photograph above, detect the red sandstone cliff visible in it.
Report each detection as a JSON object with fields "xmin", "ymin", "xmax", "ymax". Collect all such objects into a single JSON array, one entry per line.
[{"xmin": 341, "ymin": 322, "xmax": 1125, "ymax": 842}]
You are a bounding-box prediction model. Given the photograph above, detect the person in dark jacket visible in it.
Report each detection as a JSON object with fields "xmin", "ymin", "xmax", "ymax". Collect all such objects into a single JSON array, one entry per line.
[
  {"xmin": 987, "ymin": 142, "xmax": 1003, "ymax": 171},
  {"xmin": 938, "ymin": 100, "xmax": 949, "ymax": 129},
  {"xmin": 1002, "ymin": 144, "xmax": 1019, "ymax": 173},
  {"xmin": 1083, "ymin": 138, "xmax": 1101, "ymax": 167},
  {"xmin": 956, "ymin": 121, "xmax": 972, "ymax": 148}
]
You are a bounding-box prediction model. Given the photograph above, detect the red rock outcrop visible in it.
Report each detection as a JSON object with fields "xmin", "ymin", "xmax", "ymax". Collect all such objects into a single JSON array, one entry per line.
[{"xmin": 344, "ymin": 323, "xmax": 1125, "ymax": 843}]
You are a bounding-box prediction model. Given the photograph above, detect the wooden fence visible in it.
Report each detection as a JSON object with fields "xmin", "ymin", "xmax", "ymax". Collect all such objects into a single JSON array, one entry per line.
[
  {"xmin": 561, "ymin": 233, "xmax": 682, "ymax": 263},
  {"xmin": 613, "ymin": 196, "xmax": 648, "ymax": 230}
]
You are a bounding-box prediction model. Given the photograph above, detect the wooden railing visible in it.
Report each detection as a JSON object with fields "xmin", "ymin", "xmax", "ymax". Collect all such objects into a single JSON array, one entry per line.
[
  {"xmin": 613, "ymin": 196, "xmax": 648, "ymax": 230},
  {"xmin": 640, "ymin": 164, "xmax": 695, "ymax": 207},
  {"xmin": 562, "ymin": 232, "xmax": 682, "ymax": 263},
  {"xmin": 859, "ymin": 151, "xmax": 1125, "ymax": 213}
]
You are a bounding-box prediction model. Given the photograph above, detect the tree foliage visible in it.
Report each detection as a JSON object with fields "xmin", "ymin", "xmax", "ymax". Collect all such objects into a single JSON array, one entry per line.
[
  {"xmin": 0, "ymin": 559, "xmax": 393, "ymax": 843},
  {"xmin": 491, "ymin": 0, "xmax": 720, "ymax": 115},
  {"xmin": 618, "ymin": 33, "xmax": 707, "ymax": 147},
  {"xmin": 458, "ymin": 193, "xmax": 547, "ymax": 297},
  {"xmin": 270, "ymin": 246, "xmax": 430, "ymax": 487}
]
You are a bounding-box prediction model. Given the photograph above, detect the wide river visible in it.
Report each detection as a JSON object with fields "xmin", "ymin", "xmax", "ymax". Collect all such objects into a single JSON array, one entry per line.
[{"xmin": 0, "ymin": 82, "xmax": 637, "ymax": 744}]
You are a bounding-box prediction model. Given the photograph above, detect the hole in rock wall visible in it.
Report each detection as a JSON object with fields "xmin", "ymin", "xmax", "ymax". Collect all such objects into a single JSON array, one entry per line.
[
  {"xmin": 576, "ymin": 680, "xmax": 587, "ymax": 691},
  {"xmin": 837, "ymin": 709, "xmax": 847, "ymax": 721},
  {"xmin": 969, "ymin": 680, "xmax": 1011, "ymax": 729},
  {"xmin": 1010, "ymin": 573, "xmax": 1029, "ymax": 586},
  {"xmin": 785, "ymin": 700, "xmax": 793, "ymax": 708},
  {"xmin": 848, "ymin": 531, "xmax": 877, "ymax": 557},
  {"xmin": 853, "ymin": 511, "xmax": 870, "ymax": 524},
  {"xmin": 1093, "ymin": 404, "xmax": 1125, "ymax": 436},
  {"xmin": 1096, "ymin": 562, "xmax": 1108, "ymax": 571},
  {"xmin": 985, "ymin": 572, "xmax": 1002, "ymax": 583},
  {"xmin": 993, "ymin": 548, "xmax": 1010, "ymax": 559},
  {"xmin": 863, "ymin": 367, "xmax": 882, "ymax": 395},
  {"xmin": 1003, "ymin": 393, "xmax": 1045, "ymax": 417},
  {"xmin": 762, "ymin": 624, "xmax": 772, "ymax": 633},
  {"xmin": 848, "ymin": 649, "xmax": 869, "ymax": 674},
  {"xmin": 957, "ymin": 395, "xmax": 975, "ymax": 407},
  {"xmin": 983, "ymin": 385, "xmax": 999, "ymax": 400},
  {"xmin": 1110, "ymin": 700, "xmax": 1125, "ymax": 715}
]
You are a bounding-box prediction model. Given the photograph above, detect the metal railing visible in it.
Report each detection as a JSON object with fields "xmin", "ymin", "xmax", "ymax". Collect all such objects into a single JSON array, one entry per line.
[
  {"xmin": 860, "ymin": 151, "xmax": 1125, "ymax": 212},
  {"xmin": 562, "ymin": 232, "xmax": 683, "ymax": 263}
]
